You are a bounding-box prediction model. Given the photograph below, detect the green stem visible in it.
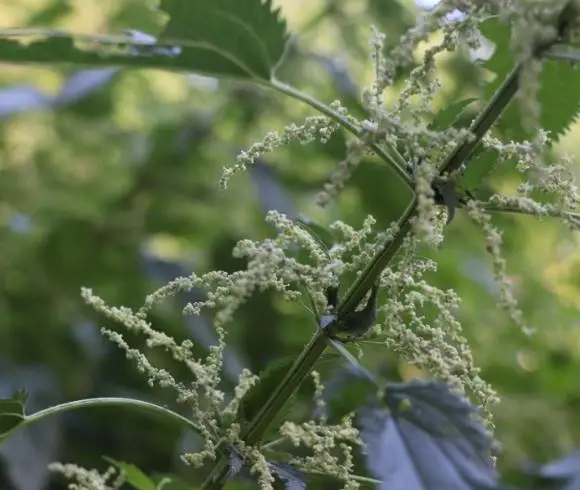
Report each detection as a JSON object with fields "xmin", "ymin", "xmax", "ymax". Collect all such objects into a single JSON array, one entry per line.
[
  {"xmin": 440, "ymin": 65, "xmax": 520, "ymax": 175},
  {"xmin": 202, "ymin": 198, "xmax": 418, "ymax": 490},
  {"xmin": 481, "ymin": 202, "xmax": 580, "ymax": 222},
  {"xmin": 305, "ymin": 471, "xmax": 381, "ymax": 485},
  {"xmin": 268, "ymin": 79, "xmax": 413, "ymax": 192},
  {"xmin": 203, "ymin": 331, "xmax": 329, "ymax": 489},
  {"xmin": 441, "ymin": 3, "xmax": 573, "ymax": 176},
  {"xmin": 13, "ymin": 397, "xmax": 201, "ymax": 439},
  {"xmin": 338, "ymin": 199, "xmax": 416, "ymax": 316}
]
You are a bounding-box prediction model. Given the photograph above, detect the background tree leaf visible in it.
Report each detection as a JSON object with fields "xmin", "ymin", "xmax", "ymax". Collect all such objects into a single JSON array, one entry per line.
[{"xmin": 523, "ymin": 450, "xmax": 580, "ymax": 490}]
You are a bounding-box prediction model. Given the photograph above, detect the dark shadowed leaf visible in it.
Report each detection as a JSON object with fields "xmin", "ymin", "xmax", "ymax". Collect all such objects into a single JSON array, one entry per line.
[
  {"xmin": 0, "ymin": 86, "xmax": 49, "ymax": 118},
  {"xmin": 52, "ymin": 68, "xmax": 118, "ymax": 105},
  {"xmin": 359, "ymin": 380, "xmax": 499, "ymax": 490},
  {"xmin": 0, "ymin": 392, "xmax": 27, "ymax": 442},
  {"xmin": 0, "ymin": 2, "xmax": 289, "ymax": 82},
  {"xmin": 315, "ymin": 362, "xmax": 377, "ymax": 424},
  {"xmin": 105, "ymin": 458, "xmax": 156, "ymax": 490},
  {"xmin": 0, "ymin": 69, "xmax": 117, "ymax": 118},
  {"xmin": 460, "ymin": 12, "xmax": 580, "ymax": 194},
  {"xmin": 268, "ymin": 461, "xmax": 307, "ymax": 490},
  {"xmin": 523, "ymin": 450, "xmax": 580, "ymax": 490}
]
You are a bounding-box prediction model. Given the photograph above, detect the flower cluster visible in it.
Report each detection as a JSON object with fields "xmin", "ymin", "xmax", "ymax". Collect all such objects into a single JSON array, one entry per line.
[
  {"xmin": 377, "ymin": 232, "xmax": 499, "ymax": 424},
  {"xmin": 280, "ymin": 416, "xmax": 362, "ymax": 490},
  {"xmin": 49, "ymin": 463, "xmax": 125, "ymax": 490}
]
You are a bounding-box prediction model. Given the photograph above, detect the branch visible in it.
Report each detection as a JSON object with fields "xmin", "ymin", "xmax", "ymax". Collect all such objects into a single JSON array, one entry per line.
[
  {"xmin": 480, "ymin": 200, "xmax": 580, "ymax": 225},
  {"xmin": 269, "ymin": 78, "xmax": 413, "ymax": 192}
]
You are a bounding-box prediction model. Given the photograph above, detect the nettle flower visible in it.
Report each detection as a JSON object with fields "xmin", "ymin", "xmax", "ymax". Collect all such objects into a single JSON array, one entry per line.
[
  {"xmin": 82, "ymin": 204, "xmax": 498, "ymax": 469},
  {"xmin": 48, "ymin": 463, "xmax": 125, "ymax": 490}
]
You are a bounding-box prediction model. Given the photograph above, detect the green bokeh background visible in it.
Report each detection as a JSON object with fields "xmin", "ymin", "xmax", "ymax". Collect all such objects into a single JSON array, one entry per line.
[{"xmin": 0, "ymin": 1, "xmax": 580, "ymax": 489}]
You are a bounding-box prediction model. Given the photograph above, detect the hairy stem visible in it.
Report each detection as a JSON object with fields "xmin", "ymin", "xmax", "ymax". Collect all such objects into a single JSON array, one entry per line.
[
  {"xmin": 481, "ymin": 201, "xmax": 580, "ymax": 222},
  {"xmin": 268, "ymin": 78, "xmax": 413, "ymax": 192},
  {"xmin": 13, "ymin": 397, "xmax": 202, "ymax": 441}
]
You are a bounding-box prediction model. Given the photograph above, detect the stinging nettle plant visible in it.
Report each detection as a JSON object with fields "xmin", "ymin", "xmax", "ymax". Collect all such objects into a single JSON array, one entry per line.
[{"xmin": 2, "ymin": 0, "xmax": 580, "ymax": 489}]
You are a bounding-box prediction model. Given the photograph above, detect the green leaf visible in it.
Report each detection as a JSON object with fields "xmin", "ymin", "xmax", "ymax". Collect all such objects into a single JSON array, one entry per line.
[
  {"xmin": 0, "ymin": 391, "xmax": 27, "ymax": 442},
  {"xmin": 318, "ymin": 363, "xmax": 377, "ymax": 424},
  {"xmin": 0, "ymin": 0, "xmax": 289, "ymax": 82},
  {"xmin": 2, "ymin": 397, "xmax": 202, "ymax": 446},
  {"xmin": 105, "ymin": 458, "xmax": 156, "ymax": 490},
  {"xmin": 267, "ymin": 461, "xmax": 307, "ymax": 490},
  {"xmin": 158, "ymin": 0, "xmax": 289, "ymax": 80},
  {"xmin": 238, "ymin": 357, "xmax": 296, "ymax": 428},
  {"xmin": 480, "ymin": 16, "xmax": 580, "ymax": 142},
  {"xmin": 460, "ymin": 14, "xmax": 580, "ymax": 194},
  {"xmin": 294, "ymin": 215, "xmax": 335, "ymax": 254},
  {"xmin": 429, "ymin": 98, "xmax": 479, "ymax": 132}
]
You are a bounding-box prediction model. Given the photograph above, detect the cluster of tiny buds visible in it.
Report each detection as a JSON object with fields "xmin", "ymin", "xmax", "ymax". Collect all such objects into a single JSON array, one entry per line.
[{"xmin": 48, "ymin": 463, "xmax": 125, "ymax": 490}]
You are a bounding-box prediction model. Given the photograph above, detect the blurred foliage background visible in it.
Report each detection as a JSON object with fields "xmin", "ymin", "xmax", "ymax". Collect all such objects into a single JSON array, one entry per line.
[{"xmin": 1, "ymin": 0, "xmax": 580, "ymax": 489}]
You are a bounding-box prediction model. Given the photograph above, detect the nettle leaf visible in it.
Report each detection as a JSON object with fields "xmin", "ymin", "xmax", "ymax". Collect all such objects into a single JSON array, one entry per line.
[
  {"xmin": 294, "ymin": 215, "xmax": 335, "ymax": 255},
  {"xmin": 0, "ymin": 0, "xmax": 289, "ymax": 82},
  {"xmin": 479, "ymin": 16, "xmax": 580, "ymax": 143},
  {"xmin": 315, "ymin": 364, "xmax": 377, "ymax": 424},
  {"xmin": 158, "ymin": 0, "xmax": 289, "ymax": 80},
  {"xmin": 0, "ymin": 391, "xmax": 27, "ymax": 442},
  {"xmin": 238, "ymin": 356, "xmax": 296, "ymax": 432},
  {"xmin": 523, "ymin": 450, "xmax": 580, "ymax": 490},
  {"xmin": 429, "ymin": 98, "xmax": 479, "ymax": 132},
  {"xmin": 460, "ymin": 15, "xmax": 580, "ymax": 193},
  {"xmin": 268, "ymin": 461, "xmax": 307, "ymax": 490},
  {"xmin": 105, "ymin": 458, "xmax": 156, "ymax": 490},
  {"xmin": 228, "ymin": 451, "xmax": 307, "ymax": 490},
  {"xmin": 359, "ymin": 380, "xmax": 499, "ymax": 490}
]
